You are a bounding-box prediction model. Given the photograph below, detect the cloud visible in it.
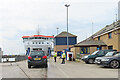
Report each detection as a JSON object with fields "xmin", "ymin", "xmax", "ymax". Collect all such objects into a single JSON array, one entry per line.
[{"xmin": 0, "ymin": 0, "xmax": 119, "ymax": 54}]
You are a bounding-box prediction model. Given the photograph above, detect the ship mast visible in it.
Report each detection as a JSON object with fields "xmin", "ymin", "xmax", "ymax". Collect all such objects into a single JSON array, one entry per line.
[{"xmin": 37, "ymin": 24, "xmax": 40, "ymax": 35}]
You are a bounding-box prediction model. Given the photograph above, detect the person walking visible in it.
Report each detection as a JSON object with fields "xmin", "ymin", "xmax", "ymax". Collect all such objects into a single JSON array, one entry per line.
[
  {"xmin": 54, "ymin": 51, "xmax": 57, "ymax": 62},
  {"xmin": 61, "ymin": 51, "xmax": 66, "ymax": 64}
]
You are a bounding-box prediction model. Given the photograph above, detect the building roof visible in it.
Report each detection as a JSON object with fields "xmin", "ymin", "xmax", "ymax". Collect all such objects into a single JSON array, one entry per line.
[
  {"xmin": 73, "ymin": 20, "xmax": 120, "ymax": 47},
  {"xmin": 74, "ymin": 39, "xmax": 106, "ymax": 47},
  {"xmin": 92, "ymin": 20, "xmax": 120, "ymax": 38},
  {"xmin": 55, "ymin": 31, "xmax": 77, "ymax": 38},
  {"xmin": 22, "ymin": 35, "xmax": 54, "ymax": 38}
]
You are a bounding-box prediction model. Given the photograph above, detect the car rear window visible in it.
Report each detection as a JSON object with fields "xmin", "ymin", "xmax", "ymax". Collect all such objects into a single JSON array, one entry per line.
[
  {"xmin": 30, "ymin": 51, "xmax": 45, "ymax": 56},
  {"xmin": 114, "ymin": 53, "xmax": 120, "ymax": 56}
]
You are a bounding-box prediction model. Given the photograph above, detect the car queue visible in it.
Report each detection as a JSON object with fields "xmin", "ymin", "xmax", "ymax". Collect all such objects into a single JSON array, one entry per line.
[{"xmin": 82, "ymin": 50, "xmax": 120, "ymax": 68}]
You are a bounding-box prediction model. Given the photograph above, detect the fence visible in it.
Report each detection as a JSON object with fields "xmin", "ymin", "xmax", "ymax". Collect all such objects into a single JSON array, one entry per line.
[{"xmin": 2, "ymin": 55, "xmax": 27, "ymax": 62}]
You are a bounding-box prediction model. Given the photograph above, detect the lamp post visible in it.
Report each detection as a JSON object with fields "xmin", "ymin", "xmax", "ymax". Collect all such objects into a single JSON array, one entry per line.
[{"xmin": 65, "ymin": 4, "xmax": 70, "ymax": 50}]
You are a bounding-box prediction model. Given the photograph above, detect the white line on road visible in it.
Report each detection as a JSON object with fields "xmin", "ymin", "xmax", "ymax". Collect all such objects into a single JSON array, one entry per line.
[{"xmin": 15, "ymin": 62, "xmax": 31, "ymax": 80}]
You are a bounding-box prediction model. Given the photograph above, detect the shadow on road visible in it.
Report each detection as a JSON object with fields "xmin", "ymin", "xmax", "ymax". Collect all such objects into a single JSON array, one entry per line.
[{"xmin": 30, "ymin": 65, "xmax": 48, "ymax": 69}]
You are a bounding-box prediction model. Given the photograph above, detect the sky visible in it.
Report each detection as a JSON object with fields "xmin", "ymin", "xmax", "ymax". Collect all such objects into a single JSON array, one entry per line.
[{"xmin": 0, "ymin": 0, "xmax": 119, "ymax": 55}]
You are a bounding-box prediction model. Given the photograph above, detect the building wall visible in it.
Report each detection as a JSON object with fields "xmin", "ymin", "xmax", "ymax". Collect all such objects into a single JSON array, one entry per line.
[
  {"xmin": 71, "ymin": 47, "xmax": 76, "ymax": 59},
  {"xmin": 94, "ymin": 30, "xmax": 119, "ymax": 51},
  {"xmin": 90, "ymin": 47, "xmax": 97, "ymax": 54},
  {"xmin": 71, "ymin": 46, "xmax": 101, "ymax": 59},
  {"xmin": 54, "ymin": 45, "xmax": 73, "ymax": 52},
  {"xmin": 118, "ymin": 29, "xmax": 120, "ymax": 51},
  {"xmin": 55, "ymin": 37, "xmax": 77, "ymax": 45},
  {"xmin": 0, "ymin": 48, "xmax": 3, "ymax": 63}
]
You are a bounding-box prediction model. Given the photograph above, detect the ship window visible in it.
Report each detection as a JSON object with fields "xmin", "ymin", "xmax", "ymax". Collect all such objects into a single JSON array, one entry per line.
[
  {"xmin": 42, "ymin": 42, "xmax": 44, "ymax": 44},
  {"xmin": 33, "ymin": 42, "xmax": 34, "ymax": 44},
  {"xmin": 23, "ymin": 38, "xmax": 28, "ymax": 40},
  {"xmin": 38, "ymin": 37, "xmax": 41, "ymax": 39},
  {"xmin": 36, "ymin": 42, "xmax": 37, "ymax": 44},
  {"xmin": 47, "ymin": 42, "xmax": 49, "ymax": 44},
  {"xmin": 39, "ymin": 42, "xmax": 41, "ymax": 44}
]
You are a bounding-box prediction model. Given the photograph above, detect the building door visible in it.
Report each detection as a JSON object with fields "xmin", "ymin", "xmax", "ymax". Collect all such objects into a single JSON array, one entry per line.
[{"xmin": 108, "ymin": 46, "xmax": 113, "ymax": 50}]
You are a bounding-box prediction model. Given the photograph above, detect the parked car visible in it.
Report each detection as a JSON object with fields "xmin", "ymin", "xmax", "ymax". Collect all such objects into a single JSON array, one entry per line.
[
  {"xmin": 27, "ymin": 50, "xmax": 48, "ymax": 68},
  {"xmin": 95, "ymin": 52, "xmax": 120, "ymax": 68},
  {"xmin": 81, "ymin": 50, "xmax": 117, "ymax": 64},
  {"xmin": 95, "ymin": 51, "xmax": 119, "ymax": 64}
]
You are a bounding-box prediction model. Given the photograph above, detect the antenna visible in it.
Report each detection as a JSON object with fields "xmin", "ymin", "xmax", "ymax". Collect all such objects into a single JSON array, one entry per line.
[
  {"xmin": 116, "ymin": 13, "xmax": 118, "ymax": 22},
  {"xmin": 86, "ymin": 33, "xmax": 87, "ymax": 39},
  {"xmin": 37, "ymin": 24, "xmax": 40, "ymax": 35},
  {"xmin": 56, "ymin": 27, "xmax": 59, "ymax": 35},
  {"xmin": 92, "ymin": 21, "xmax": 94, "ymax": 35}
]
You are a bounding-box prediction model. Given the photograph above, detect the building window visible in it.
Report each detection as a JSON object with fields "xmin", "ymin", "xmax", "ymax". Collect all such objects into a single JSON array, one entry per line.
[
  {"xmin": 108, "ymin": 32, "xmax": 112, "ymax": 39},
  {"xmin": 33, "ymin": 42, "xmax": 34, "ymax": 44},
  {"xmin": 47, "ymin": 42, "xmax": 49, "ymax": 44},
  {"xmin": 108, "ymin": 46, "xmax": 113, "ymax": 50},
  {"xmin": 80, "ymin": 47, "xmax": 90, "ymax": 54},
  {"xmin": 36, "ymin": 42, "xmax": 37, "ymax": 44},
  {"xmin": 98, "ymin": 36, "xmax": 100, "ymax": 40}
]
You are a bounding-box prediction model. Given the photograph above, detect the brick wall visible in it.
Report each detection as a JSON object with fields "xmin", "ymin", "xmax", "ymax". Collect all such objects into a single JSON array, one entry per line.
[
  {"xmin": 54, "ymin": 45, "xmax": 73, "ymax": 52},
  {"xmin": 94, "ymin": 30, "xmax": 120, "ymax": 51}
]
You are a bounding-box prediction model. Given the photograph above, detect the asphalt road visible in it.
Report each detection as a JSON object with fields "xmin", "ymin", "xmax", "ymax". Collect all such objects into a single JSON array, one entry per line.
[{"xmin": 1, "ymin": 57, "xmax": 118, "ymax": 78}]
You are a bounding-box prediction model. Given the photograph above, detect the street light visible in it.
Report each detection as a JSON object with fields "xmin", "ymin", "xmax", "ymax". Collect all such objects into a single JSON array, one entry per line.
[{"xmin": 65, "ymin": 4, "xmax": 70, "ymax": 50}]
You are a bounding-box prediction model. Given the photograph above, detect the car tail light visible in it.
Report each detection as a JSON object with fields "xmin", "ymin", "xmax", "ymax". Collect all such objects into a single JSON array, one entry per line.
[
  {"xmin": 42, "ymin": 56, "xmax": 47, "ymax": 59},
  {"xmin": 28, "ymin": 56, "xmax": 32, "ymax": 59}
]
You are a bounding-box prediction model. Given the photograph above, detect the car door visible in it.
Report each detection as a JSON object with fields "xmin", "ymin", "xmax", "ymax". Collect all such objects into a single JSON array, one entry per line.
[{"xmin": 97, "ymin": 51, "xmax": 104, "ymax": 57}]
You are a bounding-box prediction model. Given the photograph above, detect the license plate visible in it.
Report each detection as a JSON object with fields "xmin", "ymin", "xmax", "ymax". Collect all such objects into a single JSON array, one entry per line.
[
  {"xmin": 95, "ymin": 61, "xmax": 100, "ymax": 63},
  {"xmin": 34, "ymin": 58, "xmax": 41, "ymax": 60}
]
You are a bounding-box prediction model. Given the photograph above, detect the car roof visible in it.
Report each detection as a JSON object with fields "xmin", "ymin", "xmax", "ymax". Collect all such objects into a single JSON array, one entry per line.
[{"xmin": 99, "ymin": 50, "xmax": 117, "ymax": 51}]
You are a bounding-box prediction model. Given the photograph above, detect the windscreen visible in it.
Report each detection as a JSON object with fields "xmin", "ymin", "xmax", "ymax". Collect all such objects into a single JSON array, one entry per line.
[
  {"xmin": 30, "ymin": 51, "xmax": 45, "ymax": 56},
  {"xmin": 91, "ymin": 51, "xmax": 99, "ymax": 55},
  {"xmin": 105, "ymin": 52, "xmax": 114, "ymax": 56}
]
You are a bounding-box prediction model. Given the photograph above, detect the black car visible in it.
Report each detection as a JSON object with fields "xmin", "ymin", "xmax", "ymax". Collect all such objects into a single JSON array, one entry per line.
[
  {"xmin": 27, "ymin": 50, "xmax": 48, "ymax": 68},
  {"xmin": 95, "ymin": 51, "xmax": 119, "ymax": 64},
  {"xmin": 95, "ymin": 52, "xmax": 120, "ymax": 68},
  {"xmin": 81, "ymin": 50, "xmax": 117, "ymax": 64}
]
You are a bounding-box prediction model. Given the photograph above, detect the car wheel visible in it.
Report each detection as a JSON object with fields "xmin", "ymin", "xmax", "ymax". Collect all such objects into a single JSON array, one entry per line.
[
  {"xmin": 88, "ymin": 59, "xmax": 94, "ymax": 64},
  {"xmin": 28, "ymin": 65, "xmax": 31, "ymax": 68},
  {"xmin": 85, "ymin": 61, "xmax": 89, "ymax": 64},
  {"xmin": 110, "ymin": 60, "xmax": 119, "ymax": 69},
  {"xmin": 44, "ymin": 64, "xmax": 48, "ymax": 68}
]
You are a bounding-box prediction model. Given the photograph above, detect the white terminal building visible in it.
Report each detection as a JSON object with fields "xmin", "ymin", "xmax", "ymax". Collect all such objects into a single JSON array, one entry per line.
[{"xmin": 22, "ymin": 35, "xmax": 54, "ymax": 54}]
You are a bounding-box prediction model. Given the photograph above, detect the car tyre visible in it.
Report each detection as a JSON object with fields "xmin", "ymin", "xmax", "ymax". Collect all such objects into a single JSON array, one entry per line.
[
  {"xmin": 85, "ymin": 61, "xmax": 89, "ymax": 64},
  {"xmin": 88, "ymin": 59, "xmax": 94, "ymax": 64},
  {"xmin": 28, "ymin": 64, "xmax": 31, "ymax": 68},
  {"xmin": 44, "ymin": 64, "xmax": 48, "ymax": 68},
  {"xmin": 110, "ymin": 60, "xmax": 119, "ymax": 69}
]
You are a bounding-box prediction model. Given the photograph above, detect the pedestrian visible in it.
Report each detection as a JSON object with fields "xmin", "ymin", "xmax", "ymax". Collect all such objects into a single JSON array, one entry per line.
[
  {"xmin": 54, "ymin": 51, "xmax": 57, "ymax": 62},
  {"xmin": 61, "ymin": 50, "xmax": 66, "ymax": 64}
]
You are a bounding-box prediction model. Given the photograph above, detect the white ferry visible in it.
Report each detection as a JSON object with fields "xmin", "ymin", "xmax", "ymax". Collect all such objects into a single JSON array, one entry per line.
[{"xmin": 22, "ymin": 35, "xmax": 54, "ymax": 55}]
